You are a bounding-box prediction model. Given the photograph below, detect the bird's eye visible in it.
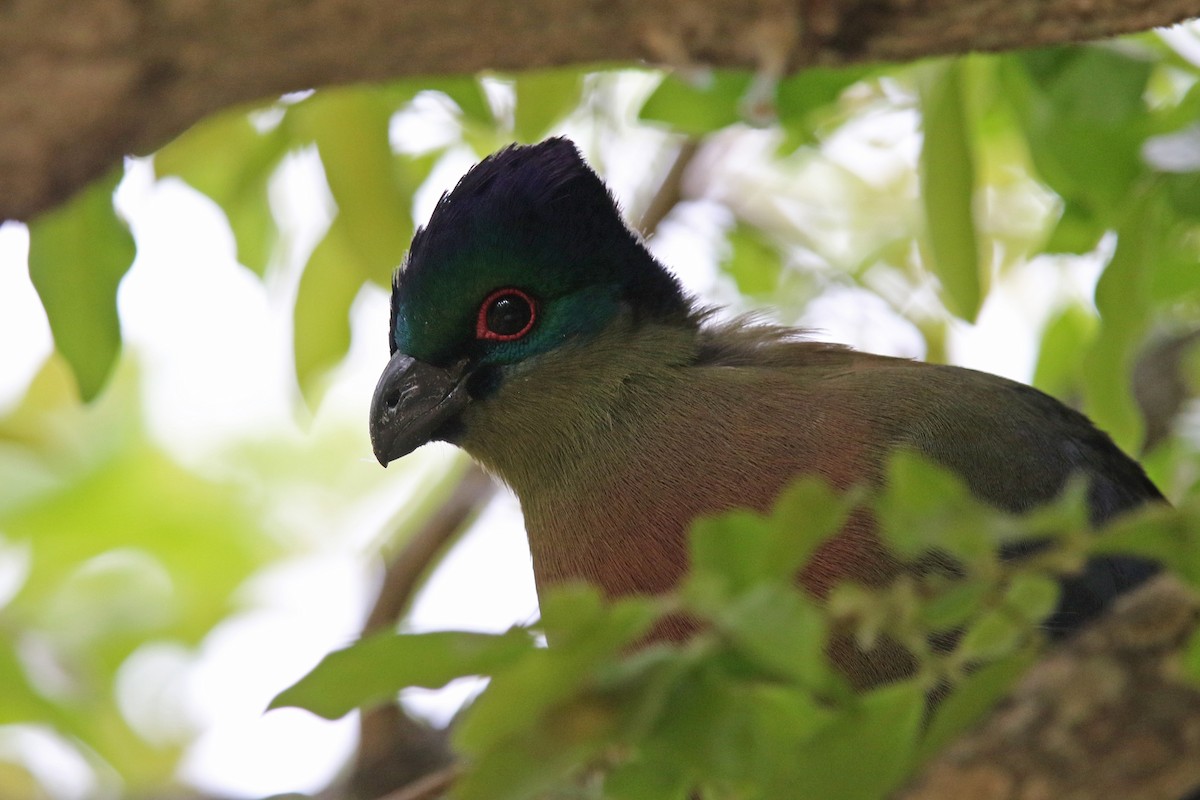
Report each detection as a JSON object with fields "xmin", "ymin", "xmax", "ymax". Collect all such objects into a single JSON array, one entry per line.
[{"xmin": 476, "ymin": 288, "xmax": 537, "ymax": 342}]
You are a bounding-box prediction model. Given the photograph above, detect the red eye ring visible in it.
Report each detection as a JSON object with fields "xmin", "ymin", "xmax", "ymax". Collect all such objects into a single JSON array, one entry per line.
[{"xmin": 476, "ymin": 287, "xmax": 537, "ymax": 342}]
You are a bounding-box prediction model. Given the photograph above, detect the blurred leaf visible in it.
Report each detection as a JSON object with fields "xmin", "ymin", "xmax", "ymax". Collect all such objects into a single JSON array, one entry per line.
[
  {"xmin": 1033, "ymin": 305, "xmax": 1098, "ymax": 402},
  {"xmin": 1084, "ymin": 190, "xmax": 1164, "ymax": 451},
  {"xmin": 777, "ymin": 65, "xmax": 877, "ymax": 127},
  {"xmin": 721, "ymin": 223, "xmax": 783, "ymax": 296},
  {"xmin": 1044, "ymin": 201, "xmax": 1106, "ymax": 254},
  {"xmin": 0, "ymin": 645, "xmax": 61, "ymax": 725},
  {"xmin": 288, "ymin": 88, "xmax": 442, "ymax": 395},
  {"xmin": 154, "ymin": 104, "xmax": 288, "ymax": 274},
  {"xmin": 1003, "ymin": 46, "xmax": 1153, "ymax": 220},
  {"xmin": 791, "ymin": 680, "xmax": 925, "ymax": 799},
  {"xmin": 714, "ymin": 584, "xmax": 833, "ymax": 691},
  {"xmin": 1090, "ymin": 500, "xmax": 1200, "ymax": 584},
  {"xmin": 6, "ymin": 442, "xmax": 271, "ymax": 651},
  {"xmin": 0, "ymin": 384, "xmax": 272, "ymax": 787},
  {"xmin": 271, "ymin": 628, "xmax": 537, "ymax": 719},
  {"xmin": 1163, "ymin": 170, "xmax": 1200, "ymax": 221},
  {"xmin": 919, "ymin": 61, "xmax": 983, "ymax": 321},
  {"xmin": 1148, "ymin": 224, "xmax": 1200, "ymax": 305},
  {"xmin": 1183, "ymin": 625, "xmax": 1200, "ymax": 687},
  {"xmin": 1002, "ymin": 572, "xmax": 1060, "ymax": 623},
  {"xmin": 456, "ymin": 587, "xmax": 658, "ymax": 754},
  {"xmin": 920, "ymin": 646, "xmax": 1037, "ymax": 759},
  {"xmin": 769, "ymin": 478, "xmax": 858, "ymax": 571},
  {"xmin": 918, "ymin": 581, "xmax": 990, "ymax": 631},
  {"xmin": 453, "ymin": 588, "xmax": 659, "ymax": 800},
  {"xmin": 293, "ymin": 218, "xmax": 363, "ymax": 398},
  {"xmin": 877, "ymin": 451, "xmax": 993, "ymax": 564},
  {"xmin": 27, "ymin": 169, "xmax": 135, "ymax": 401},
  {"xmin": 688, "ymin": 510, "xmax": 774, "ymax": 600},
  {"xmin": 640, "ymin": 70, "xmax": 753, "ymax": 135},
  {"xmin": 955, "ymin": 608, "xmax": 1026, "ymax": 662},
  {"xmin": 290, "ymin": 87, "xmax": 414, "ymax": 286},
  {"xmin": 428, "ymin": 75, "xmax": 494, "ymax": 127},
  {"xmin": 513, "ymin": 68, "xmax": 585, "ymax": 142},
  {"xmin": 604, "ymin": 756, "xmax": 690, "ymax": 800},
  {"xmin": 689, "ymin": 477, "xmax": 852, "ymax": 605}
]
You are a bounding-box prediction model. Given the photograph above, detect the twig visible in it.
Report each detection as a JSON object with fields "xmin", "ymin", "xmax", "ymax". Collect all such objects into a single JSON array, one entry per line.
[
  {"xmin": 637, "ymin": 138, "xmax": 700, "ymax": 238},
  {"xmin": 351, "ymin": 463, "xmax": 496, "ymax": 798},
  {"xmin": 362, "ymin": 463, "xmax": 496, "ymax": 635},
  {"xmin": 376, "ymin": 764, "xmax": 463, "ymax": 800}
]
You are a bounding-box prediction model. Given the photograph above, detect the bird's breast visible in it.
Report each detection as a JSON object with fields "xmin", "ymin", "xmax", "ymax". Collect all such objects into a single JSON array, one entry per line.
[{"xmin": 516, "ymin": 377, "xmax": 904, "ymax": 606}]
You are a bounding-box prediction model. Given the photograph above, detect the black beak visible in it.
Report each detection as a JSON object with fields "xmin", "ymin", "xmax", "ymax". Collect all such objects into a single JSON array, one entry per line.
[{"xmin": 369, "ymin": 352, "xmax": 470, "ymax": 466}]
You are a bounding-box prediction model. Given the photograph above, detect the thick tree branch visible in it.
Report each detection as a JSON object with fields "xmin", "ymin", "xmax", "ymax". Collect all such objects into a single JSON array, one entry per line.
[
  {"xmin": 897, "ymin": 575, "xmax": 1200, "ymax": 800},
  {"xmin": 2, "ymin": 0, "xmax": 1196, "ymax": 221}
]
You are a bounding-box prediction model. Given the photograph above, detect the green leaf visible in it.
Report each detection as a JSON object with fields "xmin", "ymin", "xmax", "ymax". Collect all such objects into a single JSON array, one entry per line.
[
  {"xmin": 289, "ymin": 87, "xmax": 414, "ymax": 286},
  {"xmin": 7, "ymin": 440, "xmax": 272, "ymax": 650},
  {"xmin": 769, "ymin": 477, "xmax": 858, "ymax": 574},
  {"xmin": 1089, "ymin": 501, "xmax": 1200, "ymax": 584},
  {"xmin": 721, "ymin": 223, "xmax": 783, "ymax": 296},
  {"xmin": 455, "ymin": 586, "xmax": 659, "ymax": 755},
  {"xmin": 427, "ymin": 75, "xmax": 494, "ymax": 127},
  {"xmin": 640, "ymin": 70, "xmax": 753, "ymax": 135},
  {"xmin": 154, "ymin": 104, "xmax": 288, "ymax": 275},
  {"xmin": 27, "ymin": 168, "xmax": 135, "ymax": 401},
  {"xmin": 689, "ymin": 477, "xmax": 852, "ymax": 603},
  {"xmin": 513, "ymin": 68, "xmax": 585, "ymax": 142},
  {"xmin": 920, "ymin": 647, "xmax": 1037, "ymax": 759},
  {"xmin": 714, "ymin": 584, "xmax": 834, "ymax": 691},
  {"xmin": 1044, "ymin": 201, "xmax": 1106, "ymax": 254},
  {"xmin": 1002, "ymin": 47, "xmax": 1152, "ymax": 220},
  {"xmin": 604, "ymin": 757, "xmax": 690, "ymax": 800},
  {"xmin": 877, "ymin": 451, "xmax": 993, "ymax": 564},
  {"xmin": 1183, "ymin": 626, "xmax": 1200, "ymax": 688},
  {"xmin": 270, "ymin": 628, "xmax": 536, "ymax": 719},
  {"xmin": 776, "ymin": 65, "xmax": 877, "ymax": 127},
  {"xmin": 919, "ymin": 60, "xmax": 983, "ymax": 321},
  {"xmin": 1084, "ymin": 190, "xmax": 1164, "ymax": 451},
  {"xmin": 791, "ymin": 680, "xmax": 925, "ymax": 799},
  {"xmin": 680, "ymin": 680, "xmax": 836, "ymax": 792},
  {"xmin": 452, "ymin": 589, "xmax": 659, "ymax": 800},
  {"xmin": 1033, "ymin": 305, "xmax": 1097, "ymax": 401},
  {"xmin": 1148, "ymin": 222, "xmax": 1200, "ymax": 305},
  {"xmin": 918, "ymin": 581, "xmax": 990, "ymax": 631},
  {"xmin": 956, "ymin": 608, "xmax": 1026, "ymax": 662},
  {"xmin": 1002, "ymin": 572, "xmax": 1060, "ymax": 623},
  {"xmin": 688, "ymin": 510, "xmax": 774, "ymax": 600},
  {"xmin": 292, "ymin": 219, "xmax": 364, "ymax": 399}
]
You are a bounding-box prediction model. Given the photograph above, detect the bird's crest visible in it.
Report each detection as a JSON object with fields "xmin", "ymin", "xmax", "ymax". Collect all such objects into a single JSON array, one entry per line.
[{"xmin": 389, "ymin": 138, "xmax": 689, "ymax": 364}]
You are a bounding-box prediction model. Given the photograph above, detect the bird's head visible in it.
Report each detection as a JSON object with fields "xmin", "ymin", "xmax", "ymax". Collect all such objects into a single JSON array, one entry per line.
[{"xmin": 369, "ymin": 138, "xmax": 690, "ymax": 466}]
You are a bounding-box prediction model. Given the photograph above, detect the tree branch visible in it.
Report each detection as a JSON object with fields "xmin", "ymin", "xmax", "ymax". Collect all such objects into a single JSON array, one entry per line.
[
  {"xmin": 350, "ymin": 463, "xmax": 495, "ymax": 799},
  {"xmin": 897, "ymin": 575, "xmax": 1200, "ymax": 800},
  {"xmin": 637, "ymin": 139, "xmax": 701, "ymax": 238},
  {"xmin": 3, "ymin": 0, "xmax": 1196, "ymax": 221}
]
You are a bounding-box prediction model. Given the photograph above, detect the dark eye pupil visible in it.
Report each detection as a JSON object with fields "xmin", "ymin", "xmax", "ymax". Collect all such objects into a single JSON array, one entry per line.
[{"xmin": 487, "ymin": 295, "xmax": 532, "ymax": 336}]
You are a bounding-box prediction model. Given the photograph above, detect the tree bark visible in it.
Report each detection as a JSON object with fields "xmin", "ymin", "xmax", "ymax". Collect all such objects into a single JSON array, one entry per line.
[
  {"xmin": 2, "ymin": 0, "xmax": 1197, "ymax": 222},
  {"xmin": 896, "ymin": 575, "xmax": 1200, "ymax": 800}
]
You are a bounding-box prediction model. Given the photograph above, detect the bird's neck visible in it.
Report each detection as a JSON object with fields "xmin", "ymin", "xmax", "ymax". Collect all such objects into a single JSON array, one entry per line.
[
  {"xmin": 460, "ymin": 317, "xmax": 696, "ymax": 494},
  {"xmin": 458, "ymin": 317, "xmax": 705, "ymax": 598}
]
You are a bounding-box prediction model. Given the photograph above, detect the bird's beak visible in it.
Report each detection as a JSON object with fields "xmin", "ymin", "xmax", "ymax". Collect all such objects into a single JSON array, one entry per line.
[{"xmin": 369, "ymin": 352, "xmax": 470, "ymax": 466}]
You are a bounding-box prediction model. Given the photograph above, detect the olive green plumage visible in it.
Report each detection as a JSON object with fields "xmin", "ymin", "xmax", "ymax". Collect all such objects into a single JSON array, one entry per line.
[{"xmin": 369, "ymin": 138, "xmax": 1160, "ymax": 682}]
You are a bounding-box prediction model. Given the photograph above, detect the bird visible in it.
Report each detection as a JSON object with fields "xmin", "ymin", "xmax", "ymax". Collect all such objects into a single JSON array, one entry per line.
[{"xmin": 368, "ymin": 137, "xmax": 1161, "ymax": 686}]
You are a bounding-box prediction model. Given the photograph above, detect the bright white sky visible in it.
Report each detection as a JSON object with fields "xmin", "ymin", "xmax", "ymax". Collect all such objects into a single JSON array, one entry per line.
[{"xmin": 0, "ymin": 110, "xmax": 1109, "ymax": 797}]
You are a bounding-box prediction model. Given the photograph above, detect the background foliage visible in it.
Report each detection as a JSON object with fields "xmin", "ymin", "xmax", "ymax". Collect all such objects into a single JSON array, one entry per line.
[{"xmin": 3, "ymin": 29, "xmax": 1200, "ymax": 799}]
